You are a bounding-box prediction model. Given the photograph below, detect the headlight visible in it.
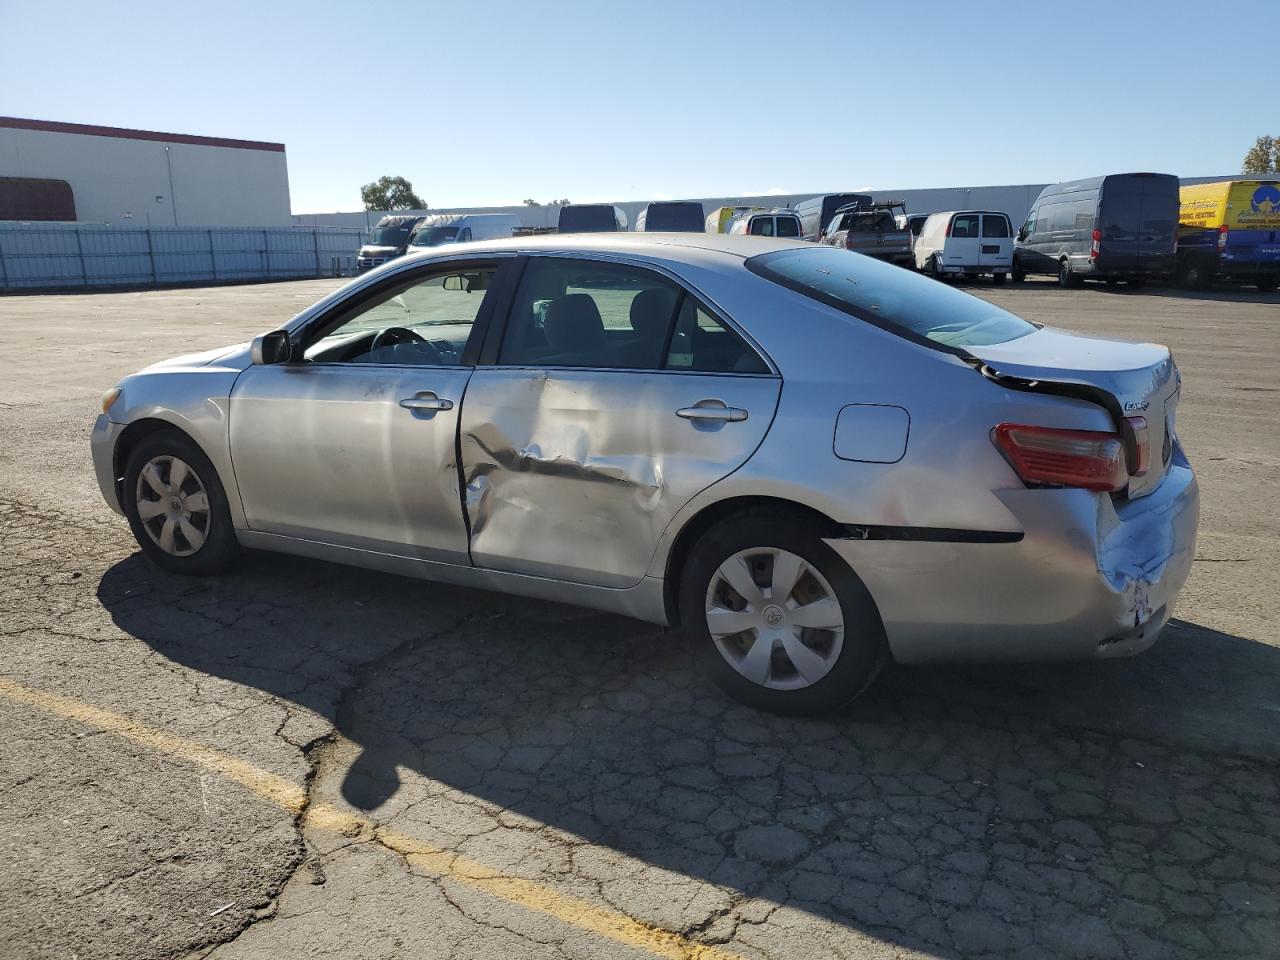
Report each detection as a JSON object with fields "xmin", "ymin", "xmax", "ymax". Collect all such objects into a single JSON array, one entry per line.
[{"xmin": 101, "ymin": 387, "xmax": 122, "ymax": 414}]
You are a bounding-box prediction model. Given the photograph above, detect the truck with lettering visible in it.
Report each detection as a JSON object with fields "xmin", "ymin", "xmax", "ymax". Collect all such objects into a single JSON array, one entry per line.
[{"xmin": 1176, "ymin": 180, "xmax": 1280, "ymax": 292}]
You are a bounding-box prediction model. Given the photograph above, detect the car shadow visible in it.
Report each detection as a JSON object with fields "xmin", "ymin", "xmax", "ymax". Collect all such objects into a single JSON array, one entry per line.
[
  {"xmin": 99, "ymin": 550, "xmax": 1280, "ymax": 957},
  {"xmin": 978, "ymin": 277, "xmax": 1280, "ymax": 304}
]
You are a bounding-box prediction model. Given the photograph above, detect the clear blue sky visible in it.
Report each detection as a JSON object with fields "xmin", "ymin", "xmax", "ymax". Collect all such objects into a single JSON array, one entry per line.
[{"xmin": 1, "ymin": 0, "xmax": 1259, "ymax": 212}]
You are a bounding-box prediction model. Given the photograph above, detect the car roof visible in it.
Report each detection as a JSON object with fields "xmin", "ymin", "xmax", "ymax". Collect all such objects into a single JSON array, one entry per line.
[{"xmin": 397, "ymin": 231, "xmax": 810, "ymax": 267}]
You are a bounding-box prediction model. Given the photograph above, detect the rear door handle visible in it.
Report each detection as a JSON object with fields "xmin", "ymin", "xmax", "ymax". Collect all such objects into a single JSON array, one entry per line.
[
  {"xmin": 677, "ymin": 401, "xmax": 747, "ymax": 423},
  {"xmin": 400, "ymin": 392, "xmax": 454, "ymax": 412}
]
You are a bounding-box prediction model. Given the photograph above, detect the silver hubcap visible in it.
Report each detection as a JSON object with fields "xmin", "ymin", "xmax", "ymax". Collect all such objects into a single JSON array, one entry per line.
[
  {"xmin": 135, "ymin": 455, "xmax": 210, "ymax": 557},
  {"xmin": 705, "ymin": 547, "xmax": 845, "ymax": 690}
]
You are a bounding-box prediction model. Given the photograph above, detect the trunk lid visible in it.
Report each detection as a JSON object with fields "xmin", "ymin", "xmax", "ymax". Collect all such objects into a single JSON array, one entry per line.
[{"xmin": 969, "ymin": 327, "xmax": 1180, "ymax": 499}]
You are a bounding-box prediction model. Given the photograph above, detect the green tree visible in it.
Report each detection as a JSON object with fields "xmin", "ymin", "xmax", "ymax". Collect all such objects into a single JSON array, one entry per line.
[
  {"xmin": 361, "ymin": 176, "xmax": 426, "ymax": 211},
  {"xmin": 1241, "ymin": 136, "xmax": 1279, "ymax": 174}
]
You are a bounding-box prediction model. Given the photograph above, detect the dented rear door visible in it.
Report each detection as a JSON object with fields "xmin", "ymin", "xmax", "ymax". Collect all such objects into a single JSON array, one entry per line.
[{"xmin": 458, "ymin": 368, "xmax": 779, "ymax": 587}]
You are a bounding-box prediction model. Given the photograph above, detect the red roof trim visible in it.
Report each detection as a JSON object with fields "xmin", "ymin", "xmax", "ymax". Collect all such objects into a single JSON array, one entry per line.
[{"xmin": 0, "ymin": 116, "xmax": 285, "ymax": 153}]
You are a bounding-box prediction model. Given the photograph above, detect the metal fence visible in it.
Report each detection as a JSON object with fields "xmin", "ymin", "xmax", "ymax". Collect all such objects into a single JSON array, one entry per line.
[{"xmin": 0, "ymin": 222, "xmax": 367, "ymax": 291}]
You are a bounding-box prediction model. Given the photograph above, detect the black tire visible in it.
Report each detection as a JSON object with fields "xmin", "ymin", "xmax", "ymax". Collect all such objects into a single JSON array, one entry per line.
[
  {"xmin": 992, "ymin": 272, "xmax": 1007, "ymax": 286},
  {"xmin": 1057, "ymin": 258, "xmax": 1080, "ymax": 288},
  {"xmin": 679, "ymin": 512, "xmax": 888, "ymax": 716},
  {"xmin": 930, "ymin": 255, "xmax": 947, "ymax": 282},
  {"xmin": 1257, "ymin": 278, "xmax": 1277, "ymax": 293},
  {"xmin": 122, "ymin": 428, "xmax": 239, "ymax": 576},
  {"xmin": 1010, "ymin": 259, "xmax": 1026, "ymax": 283},
  {"xmin": 1179, "ymin": 258, "xmax": 1211, "ymax": 291}
]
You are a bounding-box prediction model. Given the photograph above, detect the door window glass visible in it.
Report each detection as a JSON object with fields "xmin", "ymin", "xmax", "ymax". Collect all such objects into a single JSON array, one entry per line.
[
  {"xmin": 951, "ymin": 215, "xmax": 980, "ymax": 238},
  {"xmin": 665, "ymin": 297, "xmax": 769, "ymax": 374},
  {"xmin": 498, "ymin": 258, "xmax": 681, "ymax": 369},
  {"xmin": 305, "ymin": 267, "xmax": 496, "ymax": 365},
  {"xmin": 982, "ymin": 215, "xmax": 1010, "ymax": 238}
]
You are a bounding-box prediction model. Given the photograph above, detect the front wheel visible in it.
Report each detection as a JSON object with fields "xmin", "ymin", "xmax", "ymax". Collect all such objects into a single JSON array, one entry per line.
[
  {"xmin": 122, "ymin": 429, "xmax": 239, "ymax": 575},
  {"xmin": 679, "ymin": 513, "xmax": 888, "ymax": 715}
]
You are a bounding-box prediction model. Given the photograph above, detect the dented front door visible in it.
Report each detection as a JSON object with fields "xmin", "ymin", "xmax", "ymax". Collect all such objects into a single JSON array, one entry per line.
[{"xmin": 458, "ymin": 369, "xmax": 781, "ymax": 588}]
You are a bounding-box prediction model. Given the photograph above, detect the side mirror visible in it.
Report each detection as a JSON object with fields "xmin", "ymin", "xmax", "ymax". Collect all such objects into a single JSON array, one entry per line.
[
  {"xmin": 1016, "ymin": 227, "xmax": 1027, "ymax": 241},
  {"xmin": 442, "ymin": 275, "xmax": 465, "ymax": 291},
  {"xmin": 251, "ymin": 330, "xmax": 292, "ymax": 365}
]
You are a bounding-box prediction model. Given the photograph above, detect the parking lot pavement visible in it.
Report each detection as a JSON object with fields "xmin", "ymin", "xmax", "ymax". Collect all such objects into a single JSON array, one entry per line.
[{"xmin": 1, "ymin": 278, "xmax": 1277, "ymax": 959}]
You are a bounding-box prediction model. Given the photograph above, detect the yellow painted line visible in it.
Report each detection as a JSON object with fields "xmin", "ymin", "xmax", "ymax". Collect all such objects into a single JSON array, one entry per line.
[{"xmin": 0, "ymin": 676, "xmax": 743, "ymax": 960}]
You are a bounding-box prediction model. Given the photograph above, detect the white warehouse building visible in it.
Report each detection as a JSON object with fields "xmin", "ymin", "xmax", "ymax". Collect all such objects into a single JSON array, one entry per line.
[{"xmin": 0, "ymin": 116, "xmax": 291, "ymax": 227}]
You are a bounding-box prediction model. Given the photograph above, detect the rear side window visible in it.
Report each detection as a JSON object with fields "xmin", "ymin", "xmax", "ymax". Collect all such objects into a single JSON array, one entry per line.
[
  {"xmin": 747, "ymin": 247, "xmax": 1036, "ymax": 349},
  {"xmin": 982, "ymin": 215, "xmax": 1010, "ymax": 238},
  {"xmin": 951, "ymin": 215, "xmax": 980, "ymax": 238},
  {"xmin": 666, "ymin": 298, "xmax": 770, "ymax": 374}
]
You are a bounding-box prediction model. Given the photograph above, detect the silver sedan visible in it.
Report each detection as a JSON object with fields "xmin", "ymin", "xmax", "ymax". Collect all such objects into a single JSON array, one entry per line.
[{"xmin": 91, "ymin": 235, "xmax": 1199, "ymax": 714}]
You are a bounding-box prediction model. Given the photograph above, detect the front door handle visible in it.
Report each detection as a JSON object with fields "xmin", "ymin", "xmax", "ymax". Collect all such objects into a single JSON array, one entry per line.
[
  {"xmin": 399, "ymin": 392, "xmax": 454, "ymax": 412},
  {"xmin": 677, "ymin": 401, "xmax": 748, "ymax": 423}
]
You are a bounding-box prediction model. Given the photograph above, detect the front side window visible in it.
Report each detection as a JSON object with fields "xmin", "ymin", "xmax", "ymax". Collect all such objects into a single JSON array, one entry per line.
[
  {"xmin": 982, "ymin": 215, "xmax": 1010, "ymax": 238},
  {"xmin": 951, "ymin": 215, "xmax": 980, "ymax": 238},
  {"xmin": 747, "ymin": 246, "xmax": 1036, "ymax": 349},
  {"xmin": 305, "ymin": 266, "xmax": 497, "ymax": 365}
]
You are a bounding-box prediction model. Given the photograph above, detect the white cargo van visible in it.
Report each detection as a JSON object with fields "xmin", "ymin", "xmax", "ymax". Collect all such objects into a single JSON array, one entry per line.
[
  {"xmin": 407, "ymin": 213, "xmax": 520, "ymax": 249},
  {"xmin": 913, "ymin": 211, "xmax": 1014, "ymax": 284}
]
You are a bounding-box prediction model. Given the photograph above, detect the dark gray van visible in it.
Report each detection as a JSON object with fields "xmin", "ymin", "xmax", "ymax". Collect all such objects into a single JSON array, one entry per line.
[
  {"xmin": 1012, "ymin": 173, "xmax": 1179, "ymax": 287},
  {"xmin": 795, "ymin": 193, "xmax": 873, "ymax": 242},
  {"xmin": 356, "ymin": 214, "xmax": 429, "ymax": 272},
  {"xmin": 557, "ymin": 204, "xmax": 628, "ymax": 233},
  {"xmin": 635, "ymin": 201, "xmax": 705, "ymax": 232}
]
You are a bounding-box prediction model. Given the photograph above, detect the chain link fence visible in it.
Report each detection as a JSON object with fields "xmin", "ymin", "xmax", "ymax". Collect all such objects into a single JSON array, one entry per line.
[{"xmin": 0, "ymin": 222, "xmax": 366, "ymax": 292}]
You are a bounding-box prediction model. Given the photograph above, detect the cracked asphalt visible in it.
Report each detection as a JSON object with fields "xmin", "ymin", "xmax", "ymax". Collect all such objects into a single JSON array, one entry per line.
[{"xmin": 1, "ymin": 278, "xmax": 1278, "ymax": 959}]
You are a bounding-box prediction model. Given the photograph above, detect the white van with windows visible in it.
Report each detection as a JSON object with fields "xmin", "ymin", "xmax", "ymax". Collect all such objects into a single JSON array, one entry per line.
[
  {"xmin": 727, "ymin": 209, "xmax": 802, "ymax": 239},
  {"xmin": 408, "ymin": 213, "xmax": 520, "ymax": 249},
  {"xmin": 913, "ymin": 211, "xmax": 1014, "ymax": 284}
]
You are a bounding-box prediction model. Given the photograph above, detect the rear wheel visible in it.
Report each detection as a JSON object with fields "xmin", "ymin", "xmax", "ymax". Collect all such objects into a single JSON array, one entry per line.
[
  {"xmin": 1010, "ymin": 260, "xmax": 1026, "ymax": 283},
  {"xmin": 680, "ymin": 513, "xmax": 888, "ymax": 715},
  {"xmin": 122, "ymin": 429, "xmax": 239, "ymax": 576},
  {"xmin": 992, "ymin": 272, "xmax": 1007, "ymax": 286},
  {"xmin": 930, "ymin": 255, "xmax": 947, "ymax": 282},
  {"xmin": 1057, "ymin": 258, "xmax": 1080, "ymax": 288},
  {"xmin": 1179, "ymin": 258, "xmax": 1211, "ymax": 291}
]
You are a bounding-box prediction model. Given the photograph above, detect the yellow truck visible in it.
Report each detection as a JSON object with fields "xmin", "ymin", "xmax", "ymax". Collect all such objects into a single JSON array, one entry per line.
[
  {"xmin": 704, "ymin": 205, "xmax": 764, "ymax": 234},
  {"xmin": 1176, "ymin": 180, "xmax": 1280, "ymax": 291}
]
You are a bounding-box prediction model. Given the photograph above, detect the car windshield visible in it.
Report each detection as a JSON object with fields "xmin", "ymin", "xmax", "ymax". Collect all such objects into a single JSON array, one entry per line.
[
  {"xmin": 747, "ymin": 247, "xmax": 1036, "ymax": 349},
  {"xmin": 410, "ymin": 226, "xmax": 460, "ymax": 247},
  {"xmin": 368, "ymin": 224, "xmax": 412, "ymax": 245}
]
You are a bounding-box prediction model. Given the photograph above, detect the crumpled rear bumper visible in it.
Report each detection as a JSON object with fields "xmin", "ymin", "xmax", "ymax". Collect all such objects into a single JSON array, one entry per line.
[{"xmin": 826, "ymin": 450, "xmax": 1199, "ymax": 664}]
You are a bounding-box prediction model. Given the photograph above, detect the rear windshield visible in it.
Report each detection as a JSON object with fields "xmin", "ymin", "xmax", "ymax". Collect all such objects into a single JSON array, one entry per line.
[
  {"xmin": 776, "ymin": 216, "xmax": 800, "ymax": 237},
  {"xmin": 982, "ymin": 216, "xmax": 1010, "ymax": 238},
  {"xmin": 747, "ymin": 247, "xmax": 1036, "ymax": 349}
]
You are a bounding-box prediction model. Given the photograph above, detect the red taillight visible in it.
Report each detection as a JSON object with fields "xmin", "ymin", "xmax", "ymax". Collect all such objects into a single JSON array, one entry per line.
[
  {"xmin": 993, "ymin": 423, "xmax": 1128, "ymax": 492},
  {"xmin": 1218, "ymin": 224, "xmax": 1229, "ymax": 251},
  {"xmin": 1089, "ymin": 227, "xmax": 1102, "ymax": 261},
  {"xmin": 1091, "ymin": 228, "xmax": 1102, "ymax": 242},
  {"xmin": 945, "ymin": 218, "xmax": 952, "ymax": 238}
]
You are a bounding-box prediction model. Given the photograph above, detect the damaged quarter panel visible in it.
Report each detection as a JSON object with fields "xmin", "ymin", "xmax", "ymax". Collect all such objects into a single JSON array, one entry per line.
[{"xmin": 460, "ymin": 367, "xmax": 781, "ymax": 587}]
